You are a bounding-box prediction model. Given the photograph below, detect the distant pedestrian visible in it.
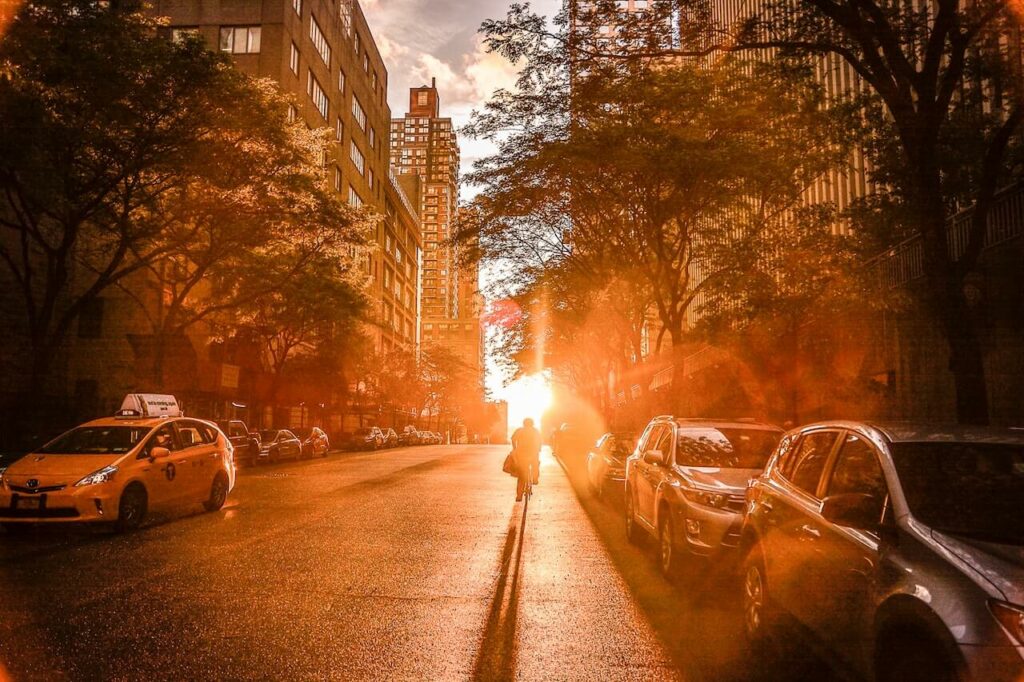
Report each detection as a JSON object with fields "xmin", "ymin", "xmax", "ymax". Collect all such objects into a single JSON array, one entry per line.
[{"xmin": 510, "ymin": 418, "xmax": 541, "ymax": 501}]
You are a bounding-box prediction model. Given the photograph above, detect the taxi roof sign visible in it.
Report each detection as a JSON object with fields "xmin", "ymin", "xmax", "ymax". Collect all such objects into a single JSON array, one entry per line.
[{"xmin": 118, "ymin": 394, "xmax": 181, "ymax": 418}]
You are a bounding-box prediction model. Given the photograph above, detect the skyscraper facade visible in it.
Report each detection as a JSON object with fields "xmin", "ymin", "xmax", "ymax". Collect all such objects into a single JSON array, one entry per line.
[{"xmin": 390, "ymin": 82, "xmax": 484, "ymax": 381}]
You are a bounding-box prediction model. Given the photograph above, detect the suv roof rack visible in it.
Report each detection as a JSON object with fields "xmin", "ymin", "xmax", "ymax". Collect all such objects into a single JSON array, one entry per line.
[{"xmin": 652, "ymin": 414, "xmax": 675, "ymax": 421}]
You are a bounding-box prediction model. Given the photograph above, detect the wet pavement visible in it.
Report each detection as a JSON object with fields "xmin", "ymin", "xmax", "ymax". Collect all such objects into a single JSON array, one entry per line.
[{"xmin": 0, "ymin": 444, "xmax": 838, "ymax": 681}]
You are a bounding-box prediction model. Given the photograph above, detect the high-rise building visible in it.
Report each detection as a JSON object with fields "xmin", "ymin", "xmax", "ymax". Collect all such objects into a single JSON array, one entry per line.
[
  {"xmin": 153, "ymin": 0, "xmax": 422, "ymax": 354},
  {"xmin": 389, "ymin": 80, "xmax": 460, "ymax": 320}
]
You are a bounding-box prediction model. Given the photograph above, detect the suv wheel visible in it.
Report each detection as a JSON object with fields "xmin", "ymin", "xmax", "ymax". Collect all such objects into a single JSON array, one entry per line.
[
  {"xmin": 875, "ymin": 627, "xmax": 961, "ymax": 682},
  {"xmin": 742, "ymin": 545, "xmax": 778, "ymax": 652},
  {"xmin": 625, "ymin": 488, "xmax": 642, "ymax": 545},
  {"xmin": 659, "ymin": 514, "xmax": 684, "ymax": 580}
]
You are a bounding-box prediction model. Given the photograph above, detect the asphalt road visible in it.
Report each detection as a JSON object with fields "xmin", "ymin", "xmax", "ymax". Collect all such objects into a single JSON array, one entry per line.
[{"xmin": 0, "ymin": 444, "xmax": 838, "ymax": 681}]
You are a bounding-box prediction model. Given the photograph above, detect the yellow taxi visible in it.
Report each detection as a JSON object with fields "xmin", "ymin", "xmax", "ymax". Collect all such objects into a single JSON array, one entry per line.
[{"xmin": 0, "ymin": 394, "xmax": 236, "ymax": 533}]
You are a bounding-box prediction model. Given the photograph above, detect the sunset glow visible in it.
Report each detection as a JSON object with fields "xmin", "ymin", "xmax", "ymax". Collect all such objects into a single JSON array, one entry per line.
[{"xmin": 499, "ymin": 373, "xmax": 553, "ymax": 437}]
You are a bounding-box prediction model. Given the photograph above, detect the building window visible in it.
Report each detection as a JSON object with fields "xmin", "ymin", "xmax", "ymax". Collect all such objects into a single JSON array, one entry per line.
[
  {"xmin": 309, "ymin": 15, "xmax": 331, "ymax": 65},
  {"xmin": 287, "ymin": 104, "xmax": 297, "ymax": 122},
  {"xmin": 335, "ymin": 117, "xmax": 344, "ymax": 142},
  {"xmin": 362, "ymin": 52, "xmax": 369, "ymax": 73},
  {"xmin": 292, "ymin": 0, "xmax": 301, "ymax": 15},
  {"xmin": 367, "ymin": 167, "xmax": 374, "ymax": 190},
  {"xmin": 371, "ymin": 71, "xmax": 378, "ymax": 92},
  {"xmin": 354, "ymin": 31, "xmax": 361, "ymax": 55},
  {"xmin": 348, "ymin": 187, "xmax": 362, "ymax": 206},
  {"xmin": 417, "ymin": 91, "xmax": 428, "ymax": 106},
  {"xmin": 289, "ymin": 42, "xmax": 299, "ymax": 75},
  {"xmin": 351, "ymin": 96, "xmax": 366, "ymax": 130},
  {"xmin": 171, "ymin": 27, "xmax": 199, "ymax": 43},
  {"xmin": 219, "ymin": 26, "xmax": 261, "ymax": 54},
  {"xmin": 334, "ymin": 166, "xmax": 342, "ymax": 191},
  {"xmin": 307, "ymin": 70, "xmax": 328, "ymax": 120},
  {"xmin": 368, "ymin": 127, "xmax": 376, "ymax": 149},
  {"xmin": 338, "ymin": 68, "xmax": 346, "ymax": 92},
  {"xmin": 350, "ymin": 141, "xmax": 364, "ymax": 174}
]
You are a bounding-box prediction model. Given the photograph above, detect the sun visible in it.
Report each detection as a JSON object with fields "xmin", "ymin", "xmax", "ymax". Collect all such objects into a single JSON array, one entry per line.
[{"xmin": 500, "ymin": 373, "xmax": 553, "ymax": 437}]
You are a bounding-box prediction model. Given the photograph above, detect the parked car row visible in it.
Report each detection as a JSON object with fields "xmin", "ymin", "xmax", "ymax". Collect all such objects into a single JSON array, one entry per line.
[
  {"xmin": 337, "ymin": 426, "xmax": 445, "ymax": 451},
  {"xmin": 583, "ymin": 415, "xmax": 1024, "ymax": 682},
  {"xmin": 215, "ymin": 420, "xmax": 330, "ymax": 466}
]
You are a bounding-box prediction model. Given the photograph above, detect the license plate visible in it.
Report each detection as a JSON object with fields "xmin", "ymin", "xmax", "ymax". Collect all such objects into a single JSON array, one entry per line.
[{"xmin": 15, "ymin": 497, "xmax": 41, "ymax": 510}]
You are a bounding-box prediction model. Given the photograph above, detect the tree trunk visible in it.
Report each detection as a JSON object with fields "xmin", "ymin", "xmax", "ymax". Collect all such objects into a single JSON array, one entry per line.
[{"xmin": 915, "ymin": 177, "xmax": 990, "ymax": 425}]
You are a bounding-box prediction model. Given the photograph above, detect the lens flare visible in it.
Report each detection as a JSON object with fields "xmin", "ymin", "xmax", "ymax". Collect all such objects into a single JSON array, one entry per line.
[{"xmin": 500, "ymin": 373, "xmax": 553, "ymax": 437}]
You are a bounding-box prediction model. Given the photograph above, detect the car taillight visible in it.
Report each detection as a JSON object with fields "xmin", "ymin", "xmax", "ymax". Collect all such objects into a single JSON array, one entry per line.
[{"xmin": 989, "ymin": 600, "xmax": 1024, "ymax": 645}]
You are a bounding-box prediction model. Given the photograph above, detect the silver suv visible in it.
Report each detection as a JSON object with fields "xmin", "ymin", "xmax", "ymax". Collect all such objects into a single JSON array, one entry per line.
[
  {"xmin": 741, "ymin": 421, "xmax": 1024, "ymax": 681},
  {"xmin": 624, "ymin": 416, "xmax": 782, "ymax": 580}
]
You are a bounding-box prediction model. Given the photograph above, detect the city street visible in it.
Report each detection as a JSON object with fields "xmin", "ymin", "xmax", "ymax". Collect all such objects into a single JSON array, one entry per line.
[{"xmin": 0, "ymin": 444, "xmax": 835, "ymax": 681}]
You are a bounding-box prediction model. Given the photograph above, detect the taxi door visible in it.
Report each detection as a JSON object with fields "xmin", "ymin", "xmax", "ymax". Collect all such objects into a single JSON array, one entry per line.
[
  {"xmin": 136, "ymin": 424, "xmax": 186, "ymax": 507},
  {"xmin": 173, "ymin": 420, "xmax": 217, "ymax": 501}
]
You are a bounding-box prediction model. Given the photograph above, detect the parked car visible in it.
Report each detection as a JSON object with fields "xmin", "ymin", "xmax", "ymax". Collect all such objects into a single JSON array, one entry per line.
[
  {"xmin": 215, "ymin": 419, "xmax": 261, "ymax": 467},
  {"xmin": 295, "ymin": 427, "xmax": 329, "ymax": 459},
  {"xmin": 624, "ymin": 416, "xmax": 782, "ymax": 580},
  {"xmin": 399, "ymin": 429, "xmax": 421, "ymax": 446},
  {"xmin": 741, "ymin": 421, "xmax": 1024, "ymax": 682},
  {"xmin": 258, "ymin": 429, "xmax": 302, "ymax": 463},
  {"xmin": 382, "ymin": 428, "xmax": 399, "ymax": 448},
  {"xmin": 0, "ymin": 394, "xmax": 234, "ymax": 533},
  {"xmin": 586, "ymin": 431, "xmax": 637, "ymax": 499},
  {"xmin": 340, "ymin": 427, "xmax": 384, "ymax": 451}
]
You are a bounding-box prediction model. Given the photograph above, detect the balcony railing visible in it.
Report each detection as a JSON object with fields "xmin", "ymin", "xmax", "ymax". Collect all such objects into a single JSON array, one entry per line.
[{"xmin": 868, "ymin": 182, "xmax": 1024, "ymax": 289}]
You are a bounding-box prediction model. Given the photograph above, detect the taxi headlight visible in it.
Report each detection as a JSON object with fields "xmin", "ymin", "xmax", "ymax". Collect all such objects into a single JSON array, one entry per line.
[{"xmin": 75, "ymin": 465, "xmax": 118, "ymax": 487}]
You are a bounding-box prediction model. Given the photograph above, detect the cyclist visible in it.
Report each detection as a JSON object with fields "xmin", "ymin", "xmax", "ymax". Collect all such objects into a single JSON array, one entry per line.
[{"xmin": 511, "ymin": 418, "xmax": 542, "ymax": 501}]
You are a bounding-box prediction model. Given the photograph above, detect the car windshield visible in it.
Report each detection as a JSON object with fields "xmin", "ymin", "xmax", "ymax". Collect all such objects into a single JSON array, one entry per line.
[
  {"xmin": 259, "ymin": 430, "xmax": 279, "ymax": 442},
  {"xmin": 675, "ymin": 427, "xmax": 781, "ymax": 469},
  {"xmin": 37, "ymin": 426, "xmax": 151, "ymax": 455},
  {"xmin": 890, "ymin": 442, "xmax": 1024, "ymax": 545}
]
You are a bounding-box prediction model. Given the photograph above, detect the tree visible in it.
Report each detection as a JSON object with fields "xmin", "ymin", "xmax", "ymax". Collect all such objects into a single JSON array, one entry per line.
[
  {"xmin": 238, "ymin": 254, "xmax": 367, "ymax": 405},
  {"xmin": 0, "ymin": 0, "xmax": 318, "ymax": 394},
  {"xmin": 115, "ymin": 76, "xmax": 369, "ymax": 386},
  {"xmin": 465, "ymin": 5, "xmax": 852, "ymax": 408}
]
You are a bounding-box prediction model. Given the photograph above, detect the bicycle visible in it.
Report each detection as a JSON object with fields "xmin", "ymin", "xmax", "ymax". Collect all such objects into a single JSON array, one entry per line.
[{"xmin": 523, "ymin": 463, "xmax": 533, "ymax": 502}]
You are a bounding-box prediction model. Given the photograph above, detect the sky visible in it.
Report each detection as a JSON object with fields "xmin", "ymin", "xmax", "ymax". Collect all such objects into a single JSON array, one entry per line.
[
  {"xmin": 363, "ymin": 0, "xmax": 561, "ymax": 399},
  {"xmin": 362, "ymin": 0, "xmax": 560, "ymax": 195}
]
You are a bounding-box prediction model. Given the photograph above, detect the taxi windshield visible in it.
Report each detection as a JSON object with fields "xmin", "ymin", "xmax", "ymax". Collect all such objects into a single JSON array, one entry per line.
[
  {"xmin": 37, "ymin": 426, "xmax": 151, "ymax": 455},
  {"xmin": 675, "ymin": 428, "xmax": 781, "ymax": 469},
  {"xmin": 891, "ymin": 442, "xmax": 1024, "ymax": 546}
]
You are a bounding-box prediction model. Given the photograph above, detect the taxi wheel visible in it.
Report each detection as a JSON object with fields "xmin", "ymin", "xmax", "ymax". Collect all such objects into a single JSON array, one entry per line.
[
  {"xmin": 203, "ymin": 473, "xmax": 229, "ymax": 512},
  {"xmin": 115, "ymin": 484, "xmax": 147, "ymax": 533}
]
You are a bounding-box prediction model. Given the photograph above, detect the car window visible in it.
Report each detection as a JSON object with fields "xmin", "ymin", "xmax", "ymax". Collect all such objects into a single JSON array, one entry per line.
[
  {"xmin": 610, "ymin": 435, "xmax": 637, "ymax": 457},
  {"xmin": 639, "ymin": 425, "xmax": 662, "ymax": 455},
  {"xmin": 229, "ymin": 423, "xmax": 246, "ymax": 438},
  {"xmin": 648, "ymin": 426, "xmax": 672, "ymax": 462},
  {"xmin": 891, "ymin": 442, "xmax": 1024, "ymax": 545},
  {"xmin": 38, "ymin": 426, "xmax": 151, "ymax": 455},
  {"xmin": 675, "ymin": 427, "xmax": 781, "ymax": 469},
  {"xmin": 827, "ymin": 434, "xmax": 887, "ymax": 523},
  {"xmin": 141, "ymin": 424, "xmax": 179, "ymax": 458},
  {"xmin": 785, "ymin": 431, "xmax": 839, "ymax": 497},
  {"xmin": 281, "ymin": 430, "xmax": 295, "ymax": 440}
]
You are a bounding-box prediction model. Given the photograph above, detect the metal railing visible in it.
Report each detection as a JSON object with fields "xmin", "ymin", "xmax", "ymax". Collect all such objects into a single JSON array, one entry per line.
[{"xmin": 868, "ymin": 182, "xmax": 1024, "ymax": 289}]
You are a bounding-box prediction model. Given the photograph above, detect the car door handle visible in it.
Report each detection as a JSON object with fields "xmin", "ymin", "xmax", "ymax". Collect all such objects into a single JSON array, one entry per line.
[{"xmin": 798, "ymin": 524, "xmax": 821, "ymax": 539}]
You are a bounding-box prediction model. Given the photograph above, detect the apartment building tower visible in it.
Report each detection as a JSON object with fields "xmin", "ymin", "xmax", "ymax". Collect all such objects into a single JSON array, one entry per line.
[{"xmin": 153, "ymin": 0, "xmax": 422, "ymax": 354}]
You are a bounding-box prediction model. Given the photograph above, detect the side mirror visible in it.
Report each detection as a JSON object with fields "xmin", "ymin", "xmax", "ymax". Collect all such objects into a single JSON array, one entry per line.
[
  {"xmin": 821, "ymin": 493, "xmax": 882, "ymax": 531},
  {"xmin": 643, "ymin": 449, "xmax": 665, "ymax": 466},
  {"xmin": 150, "ymin": 446, "xmax": 171, "ymax": 460}
]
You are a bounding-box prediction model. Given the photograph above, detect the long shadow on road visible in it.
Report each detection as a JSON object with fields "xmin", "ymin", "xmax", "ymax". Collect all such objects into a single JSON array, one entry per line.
[{"xmin": 471, "ymin": 495, "xmax": 529, "ymax": 682}]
